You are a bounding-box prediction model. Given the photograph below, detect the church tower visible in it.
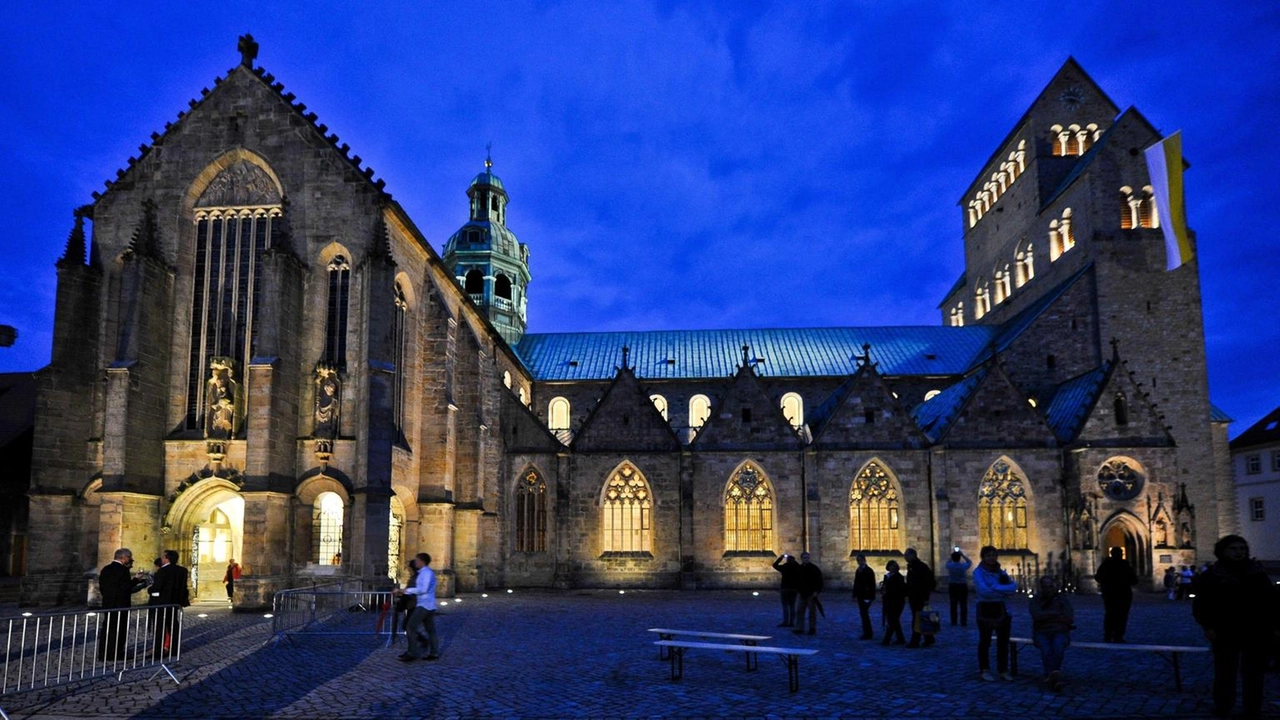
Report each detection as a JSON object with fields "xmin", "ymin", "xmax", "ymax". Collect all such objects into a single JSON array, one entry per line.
[{"xmin": 442, "ymin": 157, "xmax": 530, "ymax": 346}]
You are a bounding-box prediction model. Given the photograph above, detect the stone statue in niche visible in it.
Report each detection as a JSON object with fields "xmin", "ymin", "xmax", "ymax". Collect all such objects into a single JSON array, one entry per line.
[
  {"xmin": 205, "ymin": 357, "xmax": 240, "ymax": 440},
  {"xmin": 1154, "ymin": 520, "xmax": 1168, "ymax": 547},
  {"xmin": 1179, "ymin": 520, "xmax": 1193, "ymax": 548},
  {"xmin": 314, "ymin": 364, "xmax": 341, "ymax": 439}
]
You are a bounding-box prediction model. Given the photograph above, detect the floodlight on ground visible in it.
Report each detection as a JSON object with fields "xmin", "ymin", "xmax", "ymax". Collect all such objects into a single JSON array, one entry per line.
[
  {"xmin": 197, "ymin": 613, "xmax": 209, "ymax": 618},
  {"xmin": 263, "ymin": 613, "xmax": 273, "ymax": 618},
  {"xmin": 507, "ymin": 589, "xmax": 513, "ymax": 594},
  {"xmin": 752, "ymin": 591, "xmax": 759, "ymax": 597},
  {"xmin": 619, "ymin": 590, "xmax": 625, "ymax": 595},
  {"xmin": 454, "ymin": 598, "xmax": 462, "ymax": 603},
  {"xmin": 481, "ymin": 593, "xmax": 489, "ymax": 598},
  {"xmin": 22, "ymin": 612, "xmax": 32, "ymax": 617},
  {"xmin": 439, "ymin": 600, "xmax": 448, "ymax": 606}
]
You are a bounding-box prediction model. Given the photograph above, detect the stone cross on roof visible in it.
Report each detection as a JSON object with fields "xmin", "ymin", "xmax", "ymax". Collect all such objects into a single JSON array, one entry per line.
[{"xmin": 238, "ymin": 34, "xmax": 259, "ymax": 67}]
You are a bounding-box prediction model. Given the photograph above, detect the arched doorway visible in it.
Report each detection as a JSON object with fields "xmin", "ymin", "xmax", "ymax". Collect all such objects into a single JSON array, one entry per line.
[
  {"xmin": 165, "ymin": 480, "xmax": 244, "ymax": 602},
  {"xmin": 1101, "ymin": 517, "xmax": 1147, "ymax": 578}
]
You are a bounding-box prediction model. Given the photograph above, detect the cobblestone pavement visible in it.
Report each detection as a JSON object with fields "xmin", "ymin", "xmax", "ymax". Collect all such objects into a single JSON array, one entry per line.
[{"xmin": 2, "ymin": 590, "xmax": 1276, "ymax": 719}]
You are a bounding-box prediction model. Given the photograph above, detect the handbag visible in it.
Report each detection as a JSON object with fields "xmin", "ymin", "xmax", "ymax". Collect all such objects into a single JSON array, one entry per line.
[{"xmin": 915, "ymin": 605, "xmax": 942, "ymax": 635}]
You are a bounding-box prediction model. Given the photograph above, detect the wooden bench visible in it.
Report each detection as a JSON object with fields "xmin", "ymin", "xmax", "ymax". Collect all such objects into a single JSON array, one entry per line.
[
  {"xmin": 646, "ymin": 628, "xmax": 771, "ymax": 664},
  {"xmin": 653, "ymin": 640, "xmax": 819, "ymax": 693},
  {"xmin": 1010, "ymin": 637, "xmax": 1209, "ymax": 691}
]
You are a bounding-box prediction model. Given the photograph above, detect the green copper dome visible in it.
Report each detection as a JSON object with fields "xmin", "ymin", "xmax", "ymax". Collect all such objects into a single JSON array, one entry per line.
[{"xmin": 470, "ymin": 170, "xmax": 504, "ymax": 191}]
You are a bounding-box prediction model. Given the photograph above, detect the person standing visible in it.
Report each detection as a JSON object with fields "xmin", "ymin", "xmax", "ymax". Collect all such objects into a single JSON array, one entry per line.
[
  {"xmin": 771, "ymin": 553, "xmax": 800, "ymax": 628},
  {"xmin": 223, "ymin": 558, "xmax": 242, "ymax": 605},
  {"xmin": 904, "ymin": 548, "xmax": 936, "ymax": 647},
  {"xmin": 792, "ymin": 552, "xmax": 824, "ymax": 636},
  {"xmin": 973, "ymin": 545, "xmax": 1018, "ymax": 681},
  {"xmin": 149, "ymin": 549, "xmax": 190, "ymax": 657},
  {"xmin": 97, "ymin": 548, "xmax": 150, "ymax": 661},
  {"xmin": 1162, "ymin": 566, "xmax": 1178, "ymax": 600},
  {"xmin": 880, "ymin": 560, "xmax": 907, "ymax": 646},
  {"xmin": 1028, "ymin": 575, "xmax": 1074, "ymax": 691},
  {"xmin": 1094, "ymin": 547, "xmax": 1138, "ymax": 643},
  {"xmin": 1193, "ymin": 535, "xmax": 1277, "ymax": 718},
  {"xmin": 945, "ymin": 549, "xmax": 973, "ymax": 626},
  {"xmin": 1178, "ymin": 565, "xmax": 1194, "ymax": 600},
  {"xmin": 852, "ymin": 554, "xmax": 877, "ymax": 640},
  {"xmin": 396, "ymin": 552, "xmax": 440, "ymax": 661}
]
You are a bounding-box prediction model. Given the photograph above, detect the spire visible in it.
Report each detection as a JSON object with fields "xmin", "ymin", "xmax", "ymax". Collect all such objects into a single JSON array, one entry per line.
[
  {"xmin": 238, "ymin": 34, "xmax": 259, "ymax": 67},
  {"xmin": 619, "ymin": 345, "xmax": 631, "ymax": 371},
  {"xmin": 57, "ymin": 212, "xmax": 87, "ymax": 268},
  {"xmin": 485, "ymin": 142, "xmax": 493, "ymax": 171}
]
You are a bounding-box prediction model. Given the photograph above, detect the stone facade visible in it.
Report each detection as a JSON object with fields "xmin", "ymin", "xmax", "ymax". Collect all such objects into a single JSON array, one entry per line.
[{"xmin": 22, "ymin": 46, "xmax": 1230, "ymax": 608}]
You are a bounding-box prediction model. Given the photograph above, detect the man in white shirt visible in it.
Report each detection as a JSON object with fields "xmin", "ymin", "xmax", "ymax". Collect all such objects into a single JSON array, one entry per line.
[{"xmin": 394, "ymin": 552, "xmax": 439, "ymax": 661}]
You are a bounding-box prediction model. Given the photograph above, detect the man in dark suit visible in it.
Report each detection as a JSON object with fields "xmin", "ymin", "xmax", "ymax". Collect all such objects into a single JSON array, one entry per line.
[
  {"xmin": 97, "ymin": 548, "xmax": 149, "ymax": 661},
  {"xmin": 148, "ymin": 549, "xmax": 189, "ymax": 656}
]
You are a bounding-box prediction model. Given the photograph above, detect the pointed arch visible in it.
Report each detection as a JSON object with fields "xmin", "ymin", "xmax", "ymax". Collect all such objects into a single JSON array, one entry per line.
[
  {"xmin": 513, "ymin": 465, "xmax": 548, "ymax": 553},
  {"xmin": 978, "ymin": 456, "xmax": 1032, "ymax": 550},
  {"xmin": 600, "ymin": 461, "xmax": 652, "ymax": 554},
  {"xmin": 322, "ymin": 245, "xmax": 352, "ymax": 368},
  {"xmin": 1099, "ymin": 510, "xmax": 1149, "ymax": 576},
  {"xmin": 849, "ymin": 458, "xmax": 904, "ymax": 552},
  {"xmin": 723, "ymin": 461, "xmax": 774, "ymax": 553}
]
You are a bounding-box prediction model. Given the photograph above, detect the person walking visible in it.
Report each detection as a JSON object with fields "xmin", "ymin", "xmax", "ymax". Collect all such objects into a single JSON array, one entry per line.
[
  {"xmin": 772, "ymin": 553, "xmax": 800, "ymax": 628},
  {"xmin": 973, "ymin": 545, "xmax": 1018, "ymax": 681},
  {"xmin": 852, "ymin": 554, "xmax": 877, "ymax": 640},
  {"xmin": 223, "ymin": 558, "xmax": 242, "ymax": 605},
  {"xmin": 1193, "ymin": 535, "xmax": 1277, "ymax": 718},
  {"xmin": 1094, "ymin": 547, "xmax": 1138, "ymax": 643},
  {"xmin": 97, "ymin": 548, "xmax": 150, "ymax": 661},
  {"xmin": 1028, "ymin": 575, "xmax": 1074, "ymax": 691},
  {"xmin": 792, "ymin": 552, "xmax": 824, "ymax": 636},
  {"xmin": 395, "ymin": 552, "xmax": 440, "ymax": 661},
  {"xmin": 148, "ymin": 549, "xmax": 190, "ymax": 657},
  {"xmin": 904, "ymin": 548, "xmax": 936, "ymax": 648},
  {"xmin": 880, "ymin": 560, "xmax": 907, "ymax": 646},
  {"xmin": 1162, "ymin": 566, "xmax": 1178, "ymax": 601},
  {"xmin": 945, "ymin": 549, "xmax": 972, "ymax": 626}
]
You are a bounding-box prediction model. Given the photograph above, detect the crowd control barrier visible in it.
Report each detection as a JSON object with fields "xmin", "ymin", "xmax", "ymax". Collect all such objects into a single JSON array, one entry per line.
[
  {"xmin": 1, "ymin": 604, "xmax": 183, "ymax": 720},
  {"xmin": 269, "ymin": 581, "xmax": 394, "ymax": 647}
]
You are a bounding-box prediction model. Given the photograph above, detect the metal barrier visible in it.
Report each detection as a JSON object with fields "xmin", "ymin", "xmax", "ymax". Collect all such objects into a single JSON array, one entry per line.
[
  {"xmin": 1, "ymin": 604, "xmax": 183, "ymax": 720},
  {"xmin": 269, "ymin": 582, "xmax": 394, "ymax": 647}
]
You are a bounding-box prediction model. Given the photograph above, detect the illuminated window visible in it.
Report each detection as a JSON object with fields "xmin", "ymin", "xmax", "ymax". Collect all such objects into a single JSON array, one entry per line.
[
  {"xmin": 514, "ymin": 468, "xmax": 547, "ymax": 553},
  {"xmin": 601, "ymin": 464, "xmax": 651, "ymax": 553},
  {"xmin": 978, "ymin": 460, "xmax": 1029, "ymax": 550},
  {"xmin": 724, "ymin": 464, "xmax": 773, "ymax": 552},
  {"xmin": 949, "ymin": 303, "xmax": 964, "ymax": 327},
  {"xmin": 974, "ymin": 282, "xmax": 991, "ymax": 320},
  {"xmin": 1015, "ymin": 241, "xmax": 1035, "ymax": 287},
  {"xmin": 689, "ymin": 394, "xmax": 711, "ymax": 430},
  {"xmin": 650, "ymin": 394, "xmax": 668, "ymax": 421},
  {"xmin": 393, "ymin": 282, "xmax": 409, "ymax": 437},
  {"xmin": 314, "ymin": 491, "xmax": 345, "ymax": 565},
  {"xmin": 503, "ymin": 371, "xmax": 512, "ymax": 388},
  {"xmin": 993, "ymin": 265, "xmax": 1012, "ymax": 305},
  {"xmin": 324, "ymin": 255, "xmax": 350, "ymax": 368},
  {"xmin": 968, "ymin": 141, "xmax": 1027, "ymax": 228},
  {"xmin": 923, "ymin": 389, "xmax": 941, "ymax": 401},
  {"xmin": 780, "ymin": 392, "xmax": 804, "ymax": 429},
  {"xmin": 548, "ymin": 397, "xmax": 571, "ymax": 443},
  {"xmin": 849, "ymin": 461, "xmax": 901, "ymax": 552},
  {"xmin": 1049, "ymin": 208, "xmax": 1074, "ymax": 261},
  {"xmin": 1139, "ymin": 186, "xmax": 1158, "ymax": 229}
]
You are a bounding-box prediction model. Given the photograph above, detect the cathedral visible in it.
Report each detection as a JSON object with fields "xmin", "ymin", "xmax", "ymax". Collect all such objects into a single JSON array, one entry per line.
[{"xmin": 21, "ymin": 38, "xmax": 1234, "ymax": 607}]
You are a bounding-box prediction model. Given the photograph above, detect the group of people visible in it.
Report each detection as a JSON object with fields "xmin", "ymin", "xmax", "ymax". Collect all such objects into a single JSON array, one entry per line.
[
  {"xmin": 392, "ymin": 552, "xmax": 442, "ymax": 662},
  {"xmin": 1162, "ymin": 564, "xmax": 1200, "ymax": 601},
  {"xmin": 96, "ymin": 547, "xmax": 191, "ymax": 661}
]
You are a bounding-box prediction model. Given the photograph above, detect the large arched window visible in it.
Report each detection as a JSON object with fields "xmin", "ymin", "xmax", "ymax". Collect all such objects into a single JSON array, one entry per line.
[
  {"xmin": 324, "ymin": 255, "xmax": 350, "ymax": 368},
  {"xmin": 601, "ymin": 464, "xmax": 651, "ymax": 553},
  {"xmin": 780, "ymin": 393, "xmax": 804, "ymax": 429},
  {"xmin": 650, "ymin": 395, "xmax": 668, "ymax": 421},
  {"xmin": 514, "ymin": 468, "xmax": 547, "ymax": 553},
  {"xmin": 548, "ymin": 397, "xmax": 570, "ymax": 430},
  {"xmin": 849, "ymin": 461, "xmax": 901, "ymax": 552},
  {"xmin": 185, "ymin": 160, "xmax": 283, "ymax": 430},
  {"xmin": 724, "ymin": 464, "xmax": 773, "ymax": 552},
  {"xmin": 978, "ymin": 459, "xmax": 1029, "ymax": 550},
  {"xmin": 689, "ymin": 394, "xmax": 711, "ymax": 430},
  {"xmin": 314, "ymin": 491, "xmax": 345, "ymax": 565},
  {"xmin": 392, "ymin": 281, "xmax": 409, "ymax": 438}
]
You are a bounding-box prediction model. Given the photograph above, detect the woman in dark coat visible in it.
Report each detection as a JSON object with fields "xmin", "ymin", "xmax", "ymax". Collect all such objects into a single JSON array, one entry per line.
[{"xmin": 880, "ymin": 560, "xmax": 907, "ymax": 646}]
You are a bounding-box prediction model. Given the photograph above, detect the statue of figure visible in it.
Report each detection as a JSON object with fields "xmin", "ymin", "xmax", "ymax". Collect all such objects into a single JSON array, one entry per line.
[
  {"xmin": 1154, "ymin": 520, "xmax": 1168, "ymax": 547},
  {"xmin": 314, "ymin": 365, "xmax": 341, "ymax": 439},
  {"xmin": 1179, "ymin": 520, "xmax": 1193, "ymax": 548},
  {"xmin": 205, "ymin": 357, "xmax": 239, "ymax": 440}
]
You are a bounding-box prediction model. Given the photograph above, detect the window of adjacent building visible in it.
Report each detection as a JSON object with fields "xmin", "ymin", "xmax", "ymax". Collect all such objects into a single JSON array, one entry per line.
[
  {"xmin": 392, "ymin": 282, "xmax": 409, "ymax": 439},
  {"xmin": 1250, "ymin": 497, "xmax": 1265, "ymax": 522},
  {"xmin": 515, "ymin": 468, "xmax": 547, "ymax": 552},
  {"xmin": 314, "ymin": 491, "xmax": 344, "ymax": 565},
  {"xmin": 650, "ymin": 394, "xmax": 668, "ymax": 421},
  {"xmin": 601, "ymin": 464, "xmax": 651, "ymax": 553},
  {"xmin": 689, "ymin": 394, "xmax": 711, "ymax": 430},
  {"xmin": 849, "ymin": 461, "xmax": 900, "ymax": 552},
  {"xmin": 1271, "ymin": 450, "xmax": 1280, "ymax": 472},
  {"xmin": 324, "ymin": 255, "xmax": 350, "ymax": 368},
  {"xmin": 1246, "ymin": 455, "xmax": 1261, "ymax": 474},
  {"xmin": 978, "ymin": 459, "xmax": 1029, "ymax": 550},
  {"xmin": 724, "ymin": 464, "xmax": 773, "ymax": 553},
  {"xmin": 780, "ymin": 392, "xmax": 804, "ymax": 429}
]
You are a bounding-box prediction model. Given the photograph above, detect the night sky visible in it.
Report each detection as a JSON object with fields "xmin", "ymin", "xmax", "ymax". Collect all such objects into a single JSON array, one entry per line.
[{"xmin": 2, "ymin": 3, "xmax": 1277, "ymax": 434}]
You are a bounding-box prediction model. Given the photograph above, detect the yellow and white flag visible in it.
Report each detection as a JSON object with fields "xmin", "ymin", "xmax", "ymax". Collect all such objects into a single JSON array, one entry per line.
[{"xmin": 1144, "ymin": 131, "xmax": 1193, "ymax": 270}]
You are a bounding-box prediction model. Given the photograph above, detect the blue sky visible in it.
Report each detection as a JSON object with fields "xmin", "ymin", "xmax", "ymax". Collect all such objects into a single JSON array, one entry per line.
[{"xmin": 1, "ymin": 2, "xmax": 1277, "ymax": 433}]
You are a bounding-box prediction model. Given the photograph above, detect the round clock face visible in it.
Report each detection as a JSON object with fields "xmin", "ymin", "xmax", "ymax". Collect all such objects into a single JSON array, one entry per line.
[{"xmin": 1060, "ymin": 86, "xmax": 1085, "ymax": 110}]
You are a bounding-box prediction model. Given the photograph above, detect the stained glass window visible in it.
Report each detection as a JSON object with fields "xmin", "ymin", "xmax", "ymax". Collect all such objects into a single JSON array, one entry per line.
[
  {"xmin": 979, "ymin": 460, "xmax": 1029, "ymax": 549},
  {"xmin": 601, "ymin": 464, "xmax": 651, "ymax": 553},
  {"xmin": 1098, "ymin": 458, "xmax": 1143, "ymax": 501},
  {"xmin": 314, "ymin": 491, "xmax": 344, "ymax": 565},
  {"xmin": 724, "ymin": 465, "xmax": 773, "ymax": 552},
  {"xmin": 515, "ymin": 469, "xmax": 547, "ymax": 553},
  {"xmin": 849, "ymin": 462, "xmax": 900, "ymax": 552}
]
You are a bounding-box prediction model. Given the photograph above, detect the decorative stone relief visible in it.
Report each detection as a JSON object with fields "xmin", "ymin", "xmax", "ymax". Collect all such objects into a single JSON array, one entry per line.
[
  {"xmin": 313, "ymin": 364, "xmax": 341, "ymax": 467},
  {"xmin": 195, "ymin": 161, "xmax": 281, "ymax": 208},
  {"xmin": 204, "ymin": 357, "xmax": 240, "ymax": 443}
]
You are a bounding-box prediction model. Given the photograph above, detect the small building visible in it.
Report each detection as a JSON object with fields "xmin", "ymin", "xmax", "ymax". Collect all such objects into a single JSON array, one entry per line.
[{"xmin": 1230, "ymin": 405, "xmax": 1280, "ymax": 562}]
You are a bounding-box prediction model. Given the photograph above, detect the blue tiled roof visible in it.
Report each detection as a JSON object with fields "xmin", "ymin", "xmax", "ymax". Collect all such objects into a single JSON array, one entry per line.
[
  {"xmin": 910, "ymin": 368, "xmax": 987, "ymax": 443},
  {"xmin": 515, "ymin": 326, "xmax": 999, "ymax": 382},
  {"xmin": 1210, "ymin": 404, "xmax": 1233, "ymax": 424},
  {"xmin": 1044, "ymin": 365, "xmax": 1110, "ymax": 442}
]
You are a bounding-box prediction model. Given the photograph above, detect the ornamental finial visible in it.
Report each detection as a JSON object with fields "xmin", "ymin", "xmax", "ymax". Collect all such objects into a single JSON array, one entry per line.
[
  {"xmin": 485, "ymin": 142, "xmax": 493, "ymax": 170},
  {"xmin": 237, "ymin": 34, "xmax": 259, "ymax": 67}
]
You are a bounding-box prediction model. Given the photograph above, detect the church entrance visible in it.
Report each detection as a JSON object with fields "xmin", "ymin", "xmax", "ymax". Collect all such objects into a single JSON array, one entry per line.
[
  {"xmin": 1102, "ymin": 520, "xmax": 1147, "ymax": 578},
  {"xmin": 167, "ymin": 481, "xmax": 244, "ymax": 602}
]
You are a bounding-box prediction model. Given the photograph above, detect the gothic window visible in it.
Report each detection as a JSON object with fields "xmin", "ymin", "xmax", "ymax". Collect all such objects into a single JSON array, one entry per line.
[
  {"xmin": 314, "ymin": 491, "xmax": 344, "ymax": 565},
  {"xmin": 650, "ymin": 394, "xmax": 668, "ymax": 421},
  {"xmin": 601, "ymin": 464, "xmax": 651, "ymax": 554},
  {"xmin": 185, "ymin": 161, "xmax": 283, "ymax": 430},
  {"xmin": 388, "ymin": 496, "xmax": 405, "ymax": 582},
  {"xmin": 392, "ymin": 281, "xmax": 409, "ymax": 438},
  {"xmin": 724, "ymin": 464, "xmax": 773, "ymax": 552},
  {"xmin": 978, "ymin": 460, "xmax": 1029, "ymax": 550},
  {"xmin": 780, "ymin": 392, "xmax": 804, "ymax": 429},
  {"xmin": 1114, "ymin": 392, "xmax": 1129, "ymax": 426},
  {"xmin": 495, "ymin": 273, "xmax": 512, "ymax": 300},
  {"xmin": 514, "ymin": 468, "xmax": 547, "ymax": 553},
  {"xmin": 1098, "ymin": 458, "xmax": 1144, "ymax": 501},
  {"xmin": 1015, "ymin": 241, "xmax": 1035, "ymax": 287},
  {"xmin": 1049, "ymin": 208, "xmax": 1074, "ymax": 262},
  {"xmin": 324, "ymin": 255, "xmax": 350, "ymax": 368},
  {"xmin": 849, "ymin": 461, "xmax": 901, "ymax": 552},
  {"xmin": 689, "ymin": 394, "xmax": 711, "ymax": 430},
  {"xmin": 464, "ymin": 269, "xmax": 484, "ymax": 295}
]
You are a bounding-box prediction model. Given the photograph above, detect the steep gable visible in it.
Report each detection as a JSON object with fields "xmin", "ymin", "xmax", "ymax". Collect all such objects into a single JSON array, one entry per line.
[
  {"xmin": 938, "ymin": 362, "xmax": 1057, "ymax": 448},
  {"xmin": 500, "ymin": 391, "xmax": 564, "ymax": 453},
  {"xmin": 911, "ymin": 368, "xmax": 985, "ymax": 444},
  {"xmin": 1072, "ymin": 355, "xmax": 1173, "ymax": 447},
  {"xmin": 570, "ymin": 368, "xmax": 681, "ymax": 453},
  {"xmin": 692, "ymin": 365, "xmax": 802, "ymax": 451},
  {"xmin": 811, "ymin": 363, "xmax": 927, "ymax": 450}
]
